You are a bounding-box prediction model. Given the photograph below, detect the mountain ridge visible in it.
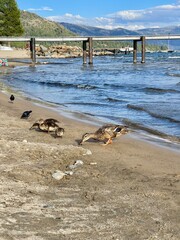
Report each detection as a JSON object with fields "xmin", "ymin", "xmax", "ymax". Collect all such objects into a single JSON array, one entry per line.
[
  {"xmin": 19, "ymin": 11, "xmax": 179, "ymax": 49},
  {"xmin": 59, "ymin": 22, "xmax": 139, "ymax": 36},
  {"xmin": 60, "ymin": 22, "xmax": 180, "ymax": 36},
  {"xmin": 60, "ymin": 22, "xmax": 180, "ymax": 49}
]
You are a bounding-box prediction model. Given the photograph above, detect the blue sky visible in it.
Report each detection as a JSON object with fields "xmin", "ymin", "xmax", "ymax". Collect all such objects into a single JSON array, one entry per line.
[{"xmin": 16, "ymin": 0, "xmax": 180, "ymax": 30}]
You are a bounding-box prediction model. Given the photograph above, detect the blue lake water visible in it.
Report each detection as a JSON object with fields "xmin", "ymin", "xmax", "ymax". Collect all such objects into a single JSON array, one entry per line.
[{"xmin": 0, "ymin": 52, "xmax": 180, "ymax": 143}]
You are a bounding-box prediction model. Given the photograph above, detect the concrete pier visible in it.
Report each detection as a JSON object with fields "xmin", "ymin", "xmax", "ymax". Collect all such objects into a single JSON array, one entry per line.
[{"xmin": 0, "ymin": 35, "xmax": 179, "ymax": 64}]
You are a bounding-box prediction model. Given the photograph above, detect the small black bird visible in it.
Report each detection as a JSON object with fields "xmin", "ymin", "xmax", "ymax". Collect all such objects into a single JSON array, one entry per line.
[
  {"xmin": 21, "ymin": 110, "xmax": 32, "ymax": 119},
  {"xmin": 10, "ymin": 94, "xmax": 15, "ymax": 103}
]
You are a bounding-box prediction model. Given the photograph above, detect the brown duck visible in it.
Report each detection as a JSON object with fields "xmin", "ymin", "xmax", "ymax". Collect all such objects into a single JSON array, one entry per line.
[
  {"xmin": 79, "ymin": 124, "xmax": 128, "ymax": 146},
  {"xmin": 30, "ymin": 118, "xmax": 64, "ymax": 137}
]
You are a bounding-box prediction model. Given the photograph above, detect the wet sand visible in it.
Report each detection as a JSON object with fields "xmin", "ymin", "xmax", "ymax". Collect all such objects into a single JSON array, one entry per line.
[{"xmin": 0, "ymin": 54, "xmax": 180, "ymax": 239}]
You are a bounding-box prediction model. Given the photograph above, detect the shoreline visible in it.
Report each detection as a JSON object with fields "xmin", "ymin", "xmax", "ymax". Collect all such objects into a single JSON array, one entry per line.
[
  {"xmin": 2, "ymin": 79, "xmax": 180, "ymax": 153},
  {"xmin": 1, "ymin": 83, "xmax": 179, "ymax": 173},
  {"xmin": 0, "ymin": 57, "xmax": 180, "ymax": 239},
  {"xmin": 1, "ymin": 76, "xmax": 180, "ymax": 153},
  {"xmin": 0, "ymin": 54, "xmax": 179, "ymax": 152},
  {"xmin": 0, "ymin": 53, "xmax": 180, "ymax": 152},
  {"xmin": 1, "ymin": 52, "xmax": 180, "ymax": 150}
]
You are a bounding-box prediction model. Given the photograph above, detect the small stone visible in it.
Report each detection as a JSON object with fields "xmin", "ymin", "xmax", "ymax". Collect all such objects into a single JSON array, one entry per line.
[
  {"xmin": 68, "ymin": 164, "xmax": 77, "ymax": 170},
  {"xmin": 74, "ymin": 160, "xmax": 84, "ymax": 166},
  {"xmin": 90, "ymin": 162, "xmax": 97, "ymax": 165},
  {"xmin": 83, "ymin": 149, "xmax": 92, "ymax": 155},
  {"xmin": 68, "ymin": 160, "xmax": 84, "ymax": 170},
  {"xmin": 52, "ymin": 170, "xmax": 65, "ymax": 180},
  {"xmin": 0, "ymin": 202, "xmax": 7, "ymax": 208},
  {"xmin": 65, "ymin": 171, "xmax": 74, "ymax": 176},
  {"xmin": 23, "ymin": 139, "xmax": 28, "ymax": 143}
]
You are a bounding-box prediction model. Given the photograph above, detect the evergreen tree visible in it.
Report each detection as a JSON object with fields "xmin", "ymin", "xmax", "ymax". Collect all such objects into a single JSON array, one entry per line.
[{"xmin": 0, "ymin": 0, "xmax": 24, "ymax": 36}]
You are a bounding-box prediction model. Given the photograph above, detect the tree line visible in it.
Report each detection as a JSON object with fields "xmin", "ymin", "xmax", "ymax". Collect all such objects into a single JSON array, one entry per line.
[{"xmin": 0, "ymin": 0, "xmax": 23, "ymax": 36}]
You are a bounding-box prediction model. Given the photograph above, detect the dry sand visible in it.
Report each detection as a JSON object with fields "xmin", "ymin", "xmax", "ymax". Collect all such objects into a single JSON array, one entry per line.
[
  {"xmin": 0, "ymin": 52, "xmax": 180, "ymax": 240},
  {"xmin": 0, "ymin": 49, "xmax": 30, "ymax": 59}
]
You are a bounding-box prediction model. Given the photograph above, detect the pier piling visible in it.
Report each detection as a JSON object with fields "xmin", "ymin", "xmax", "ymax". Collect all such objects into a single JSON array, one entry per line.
[
  {"xmin": 30, "ymin": 38, "xmax": 36, "ymax": 64},
  {"xmin": 133, "ymin": 40, "xmax": 138, "ymax": 63},
  {"xmin": 141, "ymin": 36, "xmax": 146, "ymax": 63},
  {"xmin": 83, "ymin": 41, "xmax": 87, "ymax": 64},
  {"xmin": 88, "ymin": 37, "xmax": 93, "ymax": 65}
]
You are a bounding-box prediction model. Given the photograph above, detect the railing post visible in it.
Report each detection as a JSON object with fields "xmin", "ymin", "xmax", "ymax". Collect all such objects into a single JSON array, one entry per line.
[
  {"xmin": 30, "ymin": 37, "xmax": 36, "ymax": 64},
  {"xmin": 133, "ymin": 40, "xmax": 138, "ymax": 63},
  {"xmin": 141, "ymin": 36, "xmax": 146, "ymax": 63},
  {"xmin": 88, "ymin": 37, "xmax": 93, "ymax": 64},
  {"xmin": 83, "ymin": 41, "xmax": 87, "ymax": 64}
]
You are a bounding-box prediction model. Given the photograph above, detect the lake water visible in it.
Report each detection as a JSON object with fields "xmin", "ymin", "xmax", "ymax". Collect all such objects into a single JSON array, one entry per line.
[{"xmin": 0, "ymin": 51, "xmax": 180, "ymax": 145}]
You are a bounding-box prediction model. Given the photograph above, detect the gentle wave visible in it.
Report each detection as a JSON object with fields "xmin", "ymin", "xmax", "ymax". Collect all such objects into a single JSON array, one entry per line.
[
  {"xmin": 104, "ymin": 83, "xmax": 126, "ymax": 89},
  {"xmin": 106, "ymin": 97, "xmax": 127, "ymax": 103},
  {"xmin": 77, "ymin": 84, "xmax": 96, "ymax": 89},
  {"xmin": 144, "ymin": 87, "xmax": 179, "ymax": 94},
  {"xmin": 122, "ymin": 118, "xmax": 180, "ymax": 143},
  {"xmin": 11, "ymin": 77, "xmax": 98, "ymax": 90},
  {"xmin": 65, "ymin": 102, "xmax": 109, "ymax": 107},
  {"xmin": 38, "ymin": 81, "xmax": 97, "ymax": 90},
  {"xmin": 168, "ymin": 56, "xmax": 180, "ymax": 59},
  {"xmin": 167, "ymin": 73, "xmax": 180, "ymax": 78},
  {"xmin": 127, "ymin": 104, "xmax": 180, "ymax": 123}
]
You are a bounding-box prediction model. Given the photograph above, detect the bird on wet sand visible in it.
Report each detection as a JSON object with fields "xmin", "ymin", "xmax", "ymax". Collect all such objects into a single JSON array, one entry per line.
[
  {"xmin": 21, "ymin": 110, "xmax": 32, "ymax": 119},
  {"xmin": 9, "ymin": 94, "xmax": 15, "ymax": 103},
  {"xmin": 79, "ymin": 124, "xmax": 128, "ymax": 146}
]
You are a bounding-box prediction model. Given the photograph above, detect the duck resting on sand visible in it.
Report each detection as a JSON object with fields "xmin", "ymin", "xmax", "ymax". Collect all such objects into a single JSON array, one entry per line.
[
  {"xmin": 79, "ymin": 124, "xmax": 128, "ymax": 146},
  {"xmin": 30, "ymin": 118, "xmax": 64, "ymax": 137}
]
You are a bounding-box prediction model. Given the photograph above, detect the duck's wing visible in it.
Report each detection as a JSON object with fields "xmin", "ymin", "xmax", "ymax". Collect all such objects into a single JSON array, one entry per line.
[
  {"xmin": 98, "ymin": 125, "xmax": 126, "ymax": 137},
  {"xmin": 95, "ymin": 125, "xmax": 115, "ymax": 137},
  {"xmin": 44, "ymin": 118, "xmax": 59, "ymax": 124},
  {"xmin": 44, "ymin": 121, "xmax": 59, "ymax": 127},
  {"xmin": 100, "ymin": 124, "xmax": 117, "ymax": 132}
]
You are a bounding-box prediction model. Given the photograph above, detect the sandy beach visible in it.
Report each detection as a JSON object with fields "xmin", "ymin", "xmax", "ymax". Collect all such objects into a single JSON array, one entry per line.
[{"xmin": 0, "ymin": 52, "xmax": 180, "ymax": 239}]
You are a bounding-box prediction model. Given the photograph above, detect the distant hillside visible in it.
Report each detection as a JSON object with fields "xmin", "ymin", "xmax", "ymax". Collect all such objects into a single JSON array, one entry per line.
[
  {"xmin": 19, "ymin": 11, "xmax": 179, "ymax": 49},
  {"xmin": 60, "ymin": 22, "xmax": 180, "ymax": 37},
  {"xmin": 136, "ymin": 26, "xmax": 180, "ymax": 35},
  {"xmin": 60, "ymin": 22, "xmax": 180, "ymax": 49},
  {"xmin": 60, "ymin": 22, "xmax": 138, "ymax": 36},
  {"xmin": 20, "ymin": 11, "xmax": 75, "ymax": 37},
  {"xmin": 137, "ymin": 26, "xmax": 180, "ymax": 49}
]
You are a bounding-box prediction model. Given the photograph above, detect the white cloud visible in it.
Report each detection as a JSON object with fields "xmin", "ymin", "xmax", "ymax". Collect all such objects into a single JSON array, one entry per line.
[
  {"xmin": 46, "ymin": 2, "xmax": 180, "ymax": 30},
  {"xmin": 27, "ymin": 7, "xmax": 53, "ymax": 12},
  {"xmin": 156, "ymin": 4, "xmax": 178, "ymax": 9},
  {"xmin": 110, "ymin": 10, "xmax": 143, "ymax": 21},
  {"xmin": 47, "ymin": 13, "xmax": 85, "ymax": 24},
  {"xmin": 105, "ymin": 3, "xmax": 180, "ymax": 29}
]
